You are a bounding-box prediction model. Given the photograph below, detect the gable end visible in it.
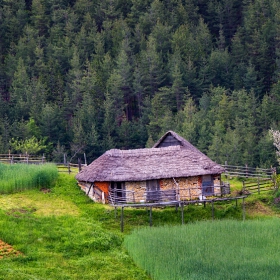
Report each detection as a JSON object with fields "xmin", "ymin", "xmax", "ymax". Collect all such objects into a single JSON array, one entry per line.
[{"xmin": 156, "ymin": 133, "xmax": 182, "ymax": 148}]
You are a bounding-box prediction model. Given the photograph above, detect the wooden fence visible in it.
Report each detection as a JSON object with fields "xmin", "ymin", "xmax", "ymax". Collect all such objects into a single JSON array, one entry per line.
[
  {"xmin": 222, "ymin": 163, "xmax": 276, "ymax": 179},
  {"xmin": 0, "ymin": 153, "xmax": 46, "ymax": 164},
  {"xmin": 57, "ymin": 162, "xmax": 86, "ymax": 174},
  {"xmin": 222, "ymin": 163, "xmax": 277, "ymax": 194},
  {"xmin": 242, "ymin": 178, "xmax": 276, "ymax": 194},
  {"xmin": 0, "ymin": 153, "xmax": 86, "ymax": 174}
]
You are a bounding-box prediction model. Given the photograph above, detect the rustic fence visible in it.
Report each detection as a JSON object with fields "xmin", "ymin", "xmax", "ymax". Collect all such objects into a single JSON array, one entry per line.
[
  {"xmin": 57, "ymin": 162, "xmax": 86, "ymax": 174},
  {"xmin": 108, "ymin": 183, "xmax": 231, "ymax": 205},
  {"xmin": 222, "ymin": 163, "xmax": 275, "ymax": 179},
  {"xmin": 0, "ymin": 153, "xmax": 86, "ymax": 173},
  {"xmin": 222, "ymin": 163, "xmax": 277, "ymax": 194},
  {"xmin": 0, "ymin": 153, "xmax": 46, "ymax": 164},
  {"xmin": 242, "ymin": 178, "xmax": 276, "ymax": 194}
]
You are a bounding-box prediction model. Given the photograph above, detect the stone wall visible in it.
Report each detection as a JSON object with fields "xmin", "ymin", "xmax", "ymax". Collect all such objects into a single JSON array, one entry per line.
[
  {"xmin": 125, "ymin": 181, "xmax": 146, "ymax": 202},
  {"xmin": 213, "ymin": 174, "xmax": 222, "ymax": 195},
  {"xmin": 160, "ymin": 177, "xmax": 202, "ymax": 200}
]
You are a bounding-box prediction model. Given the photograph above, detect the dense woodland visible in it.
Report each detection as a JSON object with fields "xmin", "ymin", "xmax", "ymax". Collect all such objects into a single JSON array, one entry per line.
[{"xmin": 0, "ymin": 0, "xmax": 280, "ymax": 167}]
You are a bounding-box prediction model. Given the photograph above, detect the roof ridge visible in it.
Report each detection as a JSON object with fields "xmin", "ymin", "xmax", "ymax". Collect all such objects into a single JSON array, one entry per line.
[{"xmin": 106, "ymin": 145, "xmax": 181, "ymax": 157}]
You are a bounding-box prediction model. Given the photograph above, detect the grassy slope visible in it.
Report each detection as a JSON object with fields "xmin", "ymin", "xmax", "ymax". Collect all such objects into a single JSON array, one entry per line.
[
  {"xmin": 0, "ymin": 174, "xmax": 149, "ymax": 280},
  {"xmin": 0, "ymin": 174, "xmax": 279, "ymax": 279}
]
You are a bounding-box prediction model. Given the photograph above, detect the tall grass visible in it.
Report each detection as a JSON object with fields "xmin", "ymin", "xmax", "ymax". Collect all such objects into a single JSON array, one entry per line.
[
  {"xmin": 0, "ymin": 163, "xmax": 58, "ymax": 194},
  {"xmin": 124, "ymin": 219, "xmax": 280, "ymax": 280}
]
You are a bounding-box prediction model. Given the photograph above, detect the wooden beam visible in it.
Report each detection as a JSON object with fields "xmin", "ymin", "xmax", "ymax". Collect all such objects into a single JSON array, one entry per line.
[{"xmin": 121, "ymin": 207, "xmax": 124, "ymax": 232}]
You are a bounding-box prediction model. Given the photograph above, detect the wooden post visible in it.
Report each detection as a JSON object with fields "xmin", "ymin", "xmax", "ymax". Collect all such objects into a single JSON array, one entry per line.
[
  {"xmin": 235, "ymin": 198, "xmax": 238, "ymax": 208},
  {"xmin": 211, "ymin": 200, "xmax": 214, "ymax": 220},
  {"xmin": 78, "ymin": 158, "xmax": 81, "ymax": 172},
  {"xmin": 242, "ymin": 180, "xmax": 245, "ymax": 194},
  {"xmin": 84, "ymin": 153, "xmax": 87, "ymax": 166},
  {"xmin": 63, "ymin": 153, "xmax": 67, "ymax": 165},
  {"xmin": 242, "ymin": 197, "xmax": 245, "ymax": 221},
  {"xmin": 225, "ymin": 161, "xmax": 228, "ymax": 180},
  {"xmin": 121, "ymin": 207, "xmax": 124, "ymax": 232},
  {"xmin": 181, "ymin": 204, "xmax": 184, "ymax": 225},
  {"xmin": 258, "ymin": 177, "xmax": 260, "ymax": 194},
  {"xmin": 68, "ymin": 163, "xmax": 70, "ymax": 174},
  {"xmin": 149, "ymin": 207, "xmax": 152, "ymax": 227}
]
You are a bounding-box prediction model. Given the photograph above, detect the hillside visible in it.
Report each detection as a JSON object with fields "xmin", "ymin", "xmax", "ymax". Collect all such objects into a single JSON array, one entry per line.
[{"xmin": 1, "ymin": 0, "xmax": 280, "ymax": 168}]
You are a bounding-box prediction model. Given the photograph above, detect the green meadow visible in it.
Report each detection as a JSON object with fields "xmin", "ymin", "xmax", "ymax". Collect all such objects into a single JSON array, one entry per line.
[
  {"xmin": 0, "ymin": 168, "xmax": 279, "ymax": 279},
  {"xmin": 124, "ymin": 219, "xmax": 280, "ymax": 280}
]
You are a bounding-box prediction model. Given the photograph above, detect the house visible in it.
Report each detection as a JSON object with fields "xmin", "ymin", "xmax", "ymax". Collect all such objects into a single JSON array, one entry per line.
[{"xmin": 75, "ymin": 131, "xmax": 228, "ymax": 204}]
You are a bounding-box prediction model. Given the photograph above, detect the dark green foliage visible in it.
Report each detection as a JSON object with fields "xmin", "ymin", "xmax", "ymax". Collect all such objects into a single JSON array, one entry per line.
[{"xmin": 0, "ymin": 0, "xmax": 280, "ymax": 167}]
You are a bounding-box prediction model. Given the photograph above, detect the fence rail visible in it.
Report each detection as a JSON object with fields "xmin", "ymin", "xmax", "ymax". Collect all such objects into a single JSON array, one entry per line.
[
  {"xmin": 0, "ymin": 153, "xmax": 46, "ymax": 164},
  {"xmin": 222, "ymin": 164, "xmax": 275, "ymax": 179},
  {"xmin": 108, "ymin": 184, "xmax": 231, "ymax": 205},
  {"xmin": 243, "ymin": 178, "xmax": 276, "ymax": 194},
  {"xmin": 56, "ymin": 163, "xmax": 87, "ymax": 174},
  {"xmin": 0, "ymin": 153, "xmax": 86, "ymax": 173}
]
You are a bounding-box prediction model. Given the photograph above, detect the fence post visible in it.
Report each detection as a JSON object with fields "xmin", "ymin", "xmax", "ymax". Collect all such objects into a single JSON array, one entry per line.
[
  {"xmin": 242, "ymin": 180, "xmax": 245, "ymax": 193},
  {"xmin": 68, "ymin": 163, "xmax": 71, "ymax": 174},
  {"xmin": 78, "ymin": 158, "xmax": 81, "ymax": 172},
  {"xmin": 258, "ymin": 177, "xmax": 260, "ymax": 194},
  {"xmin": 121, "ymin": 207, "xmax": 124, "ymax": 232},
  {"xmin": 225, "ymin": 161, "xmax": 228, "ymax": 179},
  {"xmin": 84, "ymin": 153, "xmax": 87, "ymax": 166}
]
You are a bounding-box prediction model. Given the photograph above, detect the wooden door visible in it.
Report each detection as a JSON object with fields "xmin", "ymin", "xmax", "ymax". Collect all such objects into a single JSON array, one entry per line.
[
  {"xmin": 202, "ymin": 175, "xmax": 214, "ymax": 196},
  {"xmin": 146, "ymin": 180, "xmax": 160, "ymax": 202}
]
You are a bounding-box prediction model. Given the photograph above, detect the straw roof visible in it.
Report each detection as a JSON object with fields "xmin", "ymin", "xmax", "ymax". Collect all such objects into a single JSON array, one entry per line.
[{"xmin": 76, "ymin": 132, "xmax": 224, "ymax": 182}]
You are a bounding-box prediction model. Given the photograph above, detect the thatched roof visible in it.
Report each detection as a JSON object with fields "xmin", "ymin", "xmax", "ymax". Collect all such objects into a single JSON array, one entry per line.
[{"xmin": 76, "ymin": 132, "xmax": 224, "ymax": 182}]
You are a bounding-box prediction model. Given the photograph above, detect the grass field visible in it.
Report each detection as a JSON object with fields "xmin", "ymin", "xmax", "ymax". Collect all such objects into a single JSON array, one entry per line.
[
  {"xmin": 0, "ymin": 172, "xmax": 279, "ymax": 279},
  {"xmin": 124, "ymin": 219, "xmax": 280, "ymax": 280}
]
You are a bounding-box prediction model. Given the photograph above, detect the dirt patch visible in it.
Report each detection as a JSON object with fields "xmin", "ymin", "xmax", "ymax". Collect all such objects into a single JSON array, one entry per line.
[
  {"xmin": 0, "ymin": 240, "xmax": 22, "ymax": 259},
  {"xmin": 40, "ymin": 188, "xmax": 51, "ymax": 193},
  {"xmin": 6, "ymin": 207, "xmax": 36, "ymax": 218},
  {"xmin": 246, "ymin": 201, "xmax": 276, "ymax": 217}
]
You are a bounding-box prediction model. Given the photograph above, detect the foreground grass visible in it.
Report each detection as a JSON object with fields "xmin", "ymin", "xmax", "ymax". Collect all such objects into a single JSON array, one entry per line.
[
  {"xmin": 125, "ymin": 219, "xmax": 280, "ymax": 280},
  {"xmin": 0, "ymin": 173, "xmax": 278, "ymax": 279},
  {"xmin": 0, "ymin": 163, "xmax": 58, "ymax": 194},
  {"xmin": 0, "ymin": 174, "xmax": 149, "ymax": 280}
]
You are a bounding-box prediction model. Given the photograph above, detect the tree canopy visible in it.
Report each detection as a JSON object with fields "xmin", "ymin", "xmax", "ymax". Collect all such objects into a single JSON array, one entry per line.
[{"xmin": 0, "ymin": 0, "xmax": 280, "ymax": 167}]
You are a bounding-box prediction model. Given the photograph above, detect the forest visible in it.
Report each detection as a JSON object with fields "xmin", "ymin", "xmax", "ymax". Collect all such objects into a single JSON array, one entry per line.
[{"xmin": 0, "ymin": 0, "xmax": 280, "ymax": 167}]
